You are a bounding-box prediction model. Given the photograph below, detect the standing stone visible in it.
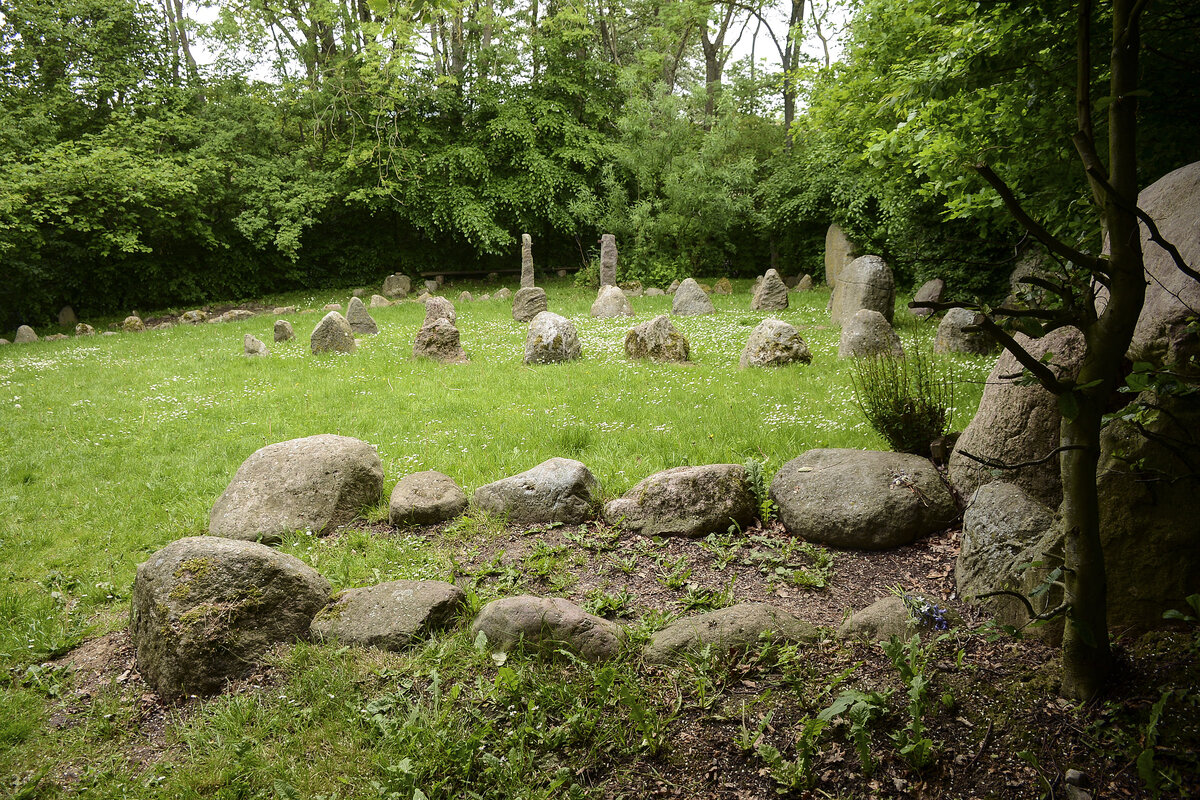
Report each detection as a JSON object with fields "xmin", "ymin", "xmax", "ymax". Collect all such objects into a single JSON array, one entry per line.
[
  {"xmin": 838, "ymin": 309, "xmax": 904, "ymax": 358},
  {"xmin": 794, "ymin": 274, "xmax": 814, "ymax": 292},
  {"xmin": 599, "ymin": 234, "xmax": 618, "ymax": 287},
  {"xmin": 830, "ymin": 255, "xmax": 896, "ymax": 325},
  {"xmin": 591, "ymin": 285, "xmax": 634, "ymax": 318},
  {"xmin": 274, "ymin": 320, "xmax": 295, "ymax": 343},
  {"xmin": 310, "ymin": 311, "xmax": 356, "ymax": 354},
  {"xmin": 209, "ymin": 434, "xmax": 384, "ymax": 543},
  {"xmin": 131, "ymin": 536, "xmax": 330, "ymax": 699},
  {"xmin": 458, "ymin": 291, "xmax": 473, "ymax": 303},
  {"xmin": 935, "ymin": 307, "xmax": 993, "ymax": 355},
  {"xmin": 524, "ymin": 312, "xmax": 582, "ymax": 365},
  {"xmin": 58, "ymin": 306, "xmax": 77, "ymax": 326},
  {"xmin": 671, "ymin": 278, "xmax": 715, "ymax": 316},
  {"xmin": 512, "ymin": 287, "xmax": 549, "ymax": 323},
  {"xmin": 521, "ymin": 233, "xmax": 535, "ymax": 289},
  {"xmin": 423, "ymin": 297, "xmax": 456, "ymax": 326},
  {"xmin": 75, "ymin": 323, "xmax": 95, "ymax": 337},
  {"xmin": 244, "ymin": 334, "xmax": 269, "ymax": 357},
  {"xmin": 740, "ymin": 319, "xmax": 811, "ymax": 368},
  {"xmin": 666, "ymin": 280, "xmax": 681, "ymax": 294},
  {"xmin": 413, "ymin": 318, "xmax": 468, "ymax": 363},
  {"xmin": 825, "ymin": 223, "xmax": 860, "ymax": 288},
  {"xmin": 493, "ymin": 287, "xmax": 513, "ymax": 301},
  {"xmin": 369, "ymin": 294, "xmax": 390, "ymax": 308},
  {"xmin": 625, "ymin": 315, "xmax": 689, "ymax": 362},
  {"xmin": 911, "ymin": 278, "xmax": 946, "ymax": 319},
  {"xmin": 382, "ymin": 273, "xmax": 411, "ymax": 298},
  {"xmin": 122, "ymin": 315, "xmax": 146, "ymax": 333},
  {"xmin": 424, "ymin": 280, "xmax": 439, "ymax": 294},
  {"xmin": 713, "ymin": 277, "xmax": 733, "ymax": 295},
  {"xmin": 751, "ymin": 269, "xmax": 789, "ymax": 311},
  {"xmin": 346, "ymin": 296, "xmax": 379, "ymax": 336}
]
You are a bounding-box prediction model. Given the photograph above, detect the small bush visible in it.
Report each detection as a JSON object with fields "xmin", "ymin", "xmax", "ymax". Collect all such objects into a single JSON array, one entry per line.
[{"xmin": 851, "ymin": 344, "xmax": 954, "ymax": 457}]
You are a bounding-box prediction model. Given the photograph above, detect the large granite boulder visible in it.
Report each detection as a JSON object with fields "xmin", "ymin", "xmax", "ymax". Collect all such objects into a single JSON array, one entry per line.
[
  {"xmin": 422, "ymin": 297, "xmax": 456, "ymax": 326},
  {"xmin": 383, "ymin": 273, "xmax": 411, "ymax": 298},
  {"xmin": 209, "ymin": 434, "xmax": 384, "ymax": 544},
  {"xmin": 770, "ymin": 449, "xmax": 957, "ymax": 550},
  {"xmin": 934, "ymin": 307, "xmax": 992, "ymax": 355},
  {"xmin": 751, "ymin": 269, "xmax": 789, "ymax": 311},
  {"xmin": 346, "ymin": 296, "xmax": 379, "ymax": 336},
  {"xmin": 389, "ymin": 471, "xmax": 468, "ymax": 526},
  {"xmin": 625, "ymin": 315, "xmax": 689, "ymax": 362},
  {"xmin": 471, "ymin": 596, "xmax": 622, "ymax": 662},
  {"xmin": 603, "ymin": 465, "xmax": 755, "ymax": 538},
  {"xmin": 310, "ymin": 580, "xmax": 465, "ymax": 651},
  {"xmin": 948, "ymin": 326, "xmax": 1086, "ymax": 507},
  {"xmin": 310, "ymin": 311, "xmax": 356, "ymax": 354},
  {"xmin": 131, "ymin": 536, "xmax": 330, "ymax": 699},
  {"xmin": 644, "ymin": 604, "xmax": 818, "ymax": 664},
  {"xmin": 413, "ymin": 318, "xmax": 468, "ymax": 363},
  {"xmin": 740, "ymin": 318, "xmax": 812, "ymax": 368},
  {"xmin": 474, "ymin": 457, "xmax": 599, "ymax": 525},
  {"xmin": 838, "ymin": 308, "xmax": 903, "ymax": 358},
  {"xmin": 512, "ymin": 287, "xmax": 549, "ymax": 323},
  {"xmin": 672, "ymin": 278, "xmax": 715, "ymax": 316},
  {"xmin": 591, "ymin": 285, "xmax": 635, "ymax": 318},
  {"xmin": 524, "ymin": 312, "xmax": 582, "ymax": 365},
  {"xmin": 1114, "ymin": 161, "xmax": 1200, "ymax": 370},
  {"xmin": 830, "ymin": 255, "xmax": 895, "ymax": 325},
  {"xmin": 910, "ymin": 278, "xmax": 946, "ymax": 319},
  {"xmin": 824, "ymin": 224, "xmax": 860, "ymax": 288},
  {"xmin": 14, "ymin": 325, "xmax": 37, "ymax": 343}
]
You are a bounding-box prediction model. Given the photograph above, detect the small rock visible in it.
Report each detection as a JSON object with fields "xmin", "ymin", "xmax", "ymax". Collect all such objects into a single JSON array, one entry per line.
[
  {"xmin": 712, "ymin": 277, "xmax": 733, "ymax": 295},
  {"xmin": 14, "ymin": 325, "xmax": 37, "ymax": 343},
  {"xmin": 666, "ymin": 280, "xmax": 681, "ymax": 295},
  {"xmin": 272, "ymin": 306, "xmax": 296, "ymax": 315},
  {"xmin": 74, "ymin": 323, "xmax": 95, "ymax": 336},
  {"xmin": 351, "ymin": 287, "xmax": 370, "ymax": 298},
  {"xmin": 625, "ymin": 315, "xmax": 689, "ymax": 362},
  {"xmin": 274, "ymin": 320, "xmax": 295, "ymax": 343},
  {"xmin": 310, "ymin": 312, "xmax": 356, "ymax": 354},
  {"xmin": 471, "ymin": 596, "xmax": 622, "ymax": 662},
  {"xmin": 935, "ymin": 307, "xmax": 993, "ymax": 355},
  {"xmin": 644, "ymin": 604, "xmax": 818, "ymax": 664},
  {"xmin": 180, "ymin": 310, "xmax": 208, "ymax": 324},
  {"xmin": 369, "ymin": 295, "xmax": 391, "ymax": 308},
  {"xmin": 423, "ymin": 297, "xmax": 456, "ymax": 327},
  {"xmin": 474, "ymin": 457, "xmax": 600, "ymax": 525},
  {"xmin": 389, "ymin": 471, "xmax": 468, "ymax": 526},
  {"xmin": 458, "ymin": 291, "xmax": 474, "ymax": 303},
  {"xmin": 794, "ymin": 274, "xmax": 814, "ymax": 292},
  {"xmin": 323, "ymin": 303, "xmax": 342, "ymax": 312},
  {"xmin": 382, "ymin": 273, "xmax": 411, "ymax": 298},
  {"xmin": 122, "ymin": 315, "xmax": 146, "ymax": 333},
  {"xmin": 591, "ymin": 285, "xmax": 634, "ymax": 318},
  {"xmin": 244, "ymin": 334, "xmax": 269, "ymax": 357},
  {"xmin": 645, "ymin": 288, "xmax": 666, "ymax": 297},
  {"xmin": 58, "ymin": 306, "xmax": 77, "ymax": 325},
  {"xmin": 44, "ymin": 333, "xmax": 68, "ymax": 341},
  {"xmin": 424, "ymin": 280, "xmax": 439, "ymax": 293},
  {"xmin": 604, "ymin": 464, "xmax": 754, "ymax": 537},
  {"xmin": 310, "ymin": 580, "xmax": 465, "ymax": 651}
]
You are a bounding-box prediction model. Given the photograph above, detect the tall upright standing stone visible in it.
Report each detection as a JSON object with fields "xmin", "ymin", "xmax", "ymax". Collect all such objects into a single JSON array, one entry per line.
[
  {"xmin": 521, "ymin": 234, "xmax": 535, "ymax": 289},
  {"xmin": 825, "ymin": 224, "xmax": 860, "ymax": 288},
  {"xmin": 600, "ymin": 234, "xmax": 617, "ymax": 287}
]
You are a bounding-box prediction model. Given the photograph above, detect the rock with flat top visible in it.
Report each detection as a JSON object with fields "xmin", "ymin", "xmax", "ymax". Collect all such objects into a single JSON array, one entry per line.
[
  {"xmin": 471, "ymin": 596, "xmax": 622, "ymax": 661},
  {"xmin": 644, "ymin": 604, "xmax": 818, "ymax": 663},
  {"xmin": 474, "ymin": 457, "xmax": 599, "ymax": 525},
  {"xmin": 310, "ymin": 580, "xmax": 464, "ymax": 651}
]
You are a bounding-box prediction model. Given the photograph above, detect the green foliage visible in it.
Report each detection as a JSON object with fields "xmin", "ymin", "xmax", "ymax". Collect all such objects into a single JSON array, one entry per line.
[
  {"xmin": 881, "ymin": 635, "xmax": 939, "ymax": 770},
  {"xmin": 851, "ymin": 343, "xmax": 955, "ymax": 457},
  {"xmin": 743, "ymin": 458, "xmax": 775, "ymax": 523}
]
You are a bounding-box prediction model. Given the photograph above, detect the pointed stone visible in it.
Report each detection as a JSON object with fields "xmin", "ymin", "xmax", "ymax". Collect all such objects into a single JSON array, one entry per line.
[
  {"xmin": 521, "ymin": 233, "xmax": 535, "ymax": 288},
  {"xmin": 310, "ymin": 311, "xmax": 356, "ymax": 354},
  {"xmin": 346, "ymin": 296, "xmax": 379, "ymax": 335},
  {"xmin": 244, "ymin": 334, "xmax": 269, "ymax": 357}
]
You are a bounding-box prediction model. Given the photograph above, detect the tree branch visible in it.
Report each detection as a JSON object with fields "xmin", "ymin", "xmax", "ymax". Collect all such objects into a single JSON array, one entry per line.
[
  {"xmin": 957, "ymin": 445, "xmax": 1086, "ymax": 471},
  {"xmin": 972, "ymin": 314, "xmax": 1071, "ymax": 394}
]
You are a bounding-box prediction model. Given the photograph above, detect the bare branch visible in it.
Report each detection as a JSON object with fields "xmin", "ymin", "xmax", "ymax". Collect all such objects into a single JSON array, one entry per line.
[
  {"xmin": 957, "ymin": 445, "xmax": 1087, "ymax": 471},
  {"xmin": 973, "ymin": 315, "xmax": 1071, "ymax": 394}
]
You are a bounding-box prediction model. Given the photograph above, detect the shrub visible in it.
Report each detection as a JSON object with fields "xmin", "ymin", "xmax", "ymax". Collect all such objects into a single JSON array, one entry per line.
[{"xmin": 851, "ymin": 344, "xmax": 954, "ymax": 457}]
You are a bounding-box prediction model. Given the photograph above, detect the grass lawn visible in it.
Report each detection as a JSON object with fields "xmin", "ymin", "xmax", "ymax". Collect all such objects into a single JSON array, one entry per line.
[{"xmin": 2, "ymin": 279, "xmax": 1195, "ymax": 799}]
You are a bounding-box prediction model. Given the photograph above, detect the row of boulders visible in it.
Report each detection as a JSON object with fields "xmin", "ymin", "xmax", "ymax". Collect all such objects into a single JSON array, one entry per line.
[{"xmin": 131, "ymin": 532, "xmax": 823, "ymax": 699}]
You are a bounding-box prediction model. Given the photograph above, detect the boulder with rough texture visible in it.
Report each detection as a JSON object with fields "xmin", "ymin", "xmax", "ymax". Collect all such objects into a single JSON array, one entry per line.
[
  {"xmin": 671, "ymin": 279, "xmax": 715, "ymax": 316},
  {"xmin": 180, "ymin": 310, "xmax": 208, "ymax": 324},
  {"xmin": 713, "ymin": 277, "xmax": 733, "ymax": 295},
  {"xmin": 493, "ymin": 287, "xmax": 512, "ymax": 301},
  {"xmin": 458, "ymin": 291, "xmax": 473, "ymax": 303},
  {"xmin": 471, "ymin": 596, "xmax": 622, "ymax": 662},
  {"xmin": 474, "ymin": 457, "xmax": 599, "ymax": 525},
  {"xmin": 389, "ymin": 471, "xmax": 468, "ymax": 526},
  {"xmin": 424, "ymin": 280, "xmax": 439, "ymax": 294},
  {"xmin": 524, "ymin": 312, "xmax": 581, "ymax": 365},
  {"xmin": 838, "ymin": 595, "xmax": 957, "ymax": 641},
  {"xmin": 770, "ymin": 449, "xmax": 957, "ymax": 550},
  {"xmin": 935, "ymin": 307, "xmax": 992, "ymax": 355},
  {"xmin": 413, "ymin": 318, "xmax": 468, "ymax": 363},
  {"xmin": 75, "ymin": 323, "xmax": 95, "ymax": 336},
  {"xmin": 910, "ymin": 279, "xmax": 945, "ymax": 319},
  {"xmin": 645, "ymin": 287, "xmax": 666, "ymax": 297},
  {"xmin": 323, "ymin": 303, "xmax": 343, "ymax": 312},
  {"xmin": 1119, "ymin": 161, "xmax": 1200, "ymax": 369},
  {"xmin": 751, "ymin": 269, "xmax": 789, "ymax": 311},
  {"xmin": 644, "ymin": 604, "xmax": 817, "ymax": 664},
  {"xmin": 44, "ymin": 333, "xmax": 68, "ymax": 341},
  {"xmin": 58, "ymin": 306, "xmax": 77, "ymax": 325},
  {"xmin": 830, "ymin": 255, "xmax": 895, "ymax": 325},
  {"xmin": 310, "ymin": 580, "xmax": 464, "ymax": 651},
  {"xmin": 209, "ymin": 434, "xmax": 384, "ymax": 544},
  {"xmin": 122, "ymin": 315, "xmax": 146, "ymax": 333},
  {"xmin": 218, "ymin": 310, "xmax": 256, "ymax": 323},
  {"xmin": 625, "ymin": 315, "xmax": 689, "ymax": 362},
  {"xmin": 369, "ymin": 295, "xmax": 390, "ymax": 308},
  {"xmin": 604, "ymin": 465, "xmax": 754, "ymax": 538},
  {"xmin": 591, "ymin": 285, "xmax": 634, "ymax": 318},
  {"xmin": 346, "ymin": 296, "xmax": 379, "ymax": 335},
  {"xmin": 422, "ymin": 296, "xmax": 456, "ymax": 326},
  {"xmin": 666, "ymin": 280, "xmax": 681, "ymax": 295},
  {"xmin": 14, "ymin": 325, "xmax": 36, "ymax": 343},
  {"xmin": 272, "ymin": 306, "xmax": 296, "ymax": 316},
  {"xmin": 740, "ymin": 319, "xmax": 811, "ymax": 368},
  {"xmin": 274, "ymin": 320, "xmax": 295, "ymax": 343},
  {"xmin": 243, "ymin": 334, "xmax": 268, "ymax": 357},
  {"xmin": 310, "ymin": 311, "xmax": 356, "ymax": 354},
  {"xmin": 824, "ymin": 224, "xmax": 860, "ymax": 288},
  {"xmin": 512, "ymin": 287, "xmax": 549, "ymax": 322},
  {"xmin": 383, "ymin": 273, "xmax": 411, "ymax": 298},
  {"xmin": 521, "ymin": 233, "xmax": 535, "ymax": 288},
  {"xmin": 600, "ymin": 234, "xmax": 618, "ymax": 287},
  {"xmin": 948, "ymin": 326, "xmax": 1085, "ymax": 506},
  {"xmin": 131, "ymin": 536, "xmax": 330, "ymax": 699},
  {"xmin": 794, "ymin": 274, "xmax": 814, "ymax": 292},
  {"xmin": 838, "ymin": 309, "xmax": 904, "ymax": 358}
]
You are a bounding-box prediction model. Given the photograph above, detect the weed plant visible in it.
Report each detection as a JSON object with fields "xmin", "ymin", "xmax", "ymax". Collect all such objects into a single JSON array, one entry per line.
[{"xmin": 850, "ymin": 341, "xmax": 956, "ymax": 457}]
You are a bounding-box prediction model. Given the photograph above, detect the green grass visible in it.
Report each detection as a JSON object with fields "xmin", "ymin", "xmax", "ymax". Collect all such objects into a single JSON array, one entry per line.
[{"xmin": 0, "ymin": 277, "xmax": 997, "ymax": 797}]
